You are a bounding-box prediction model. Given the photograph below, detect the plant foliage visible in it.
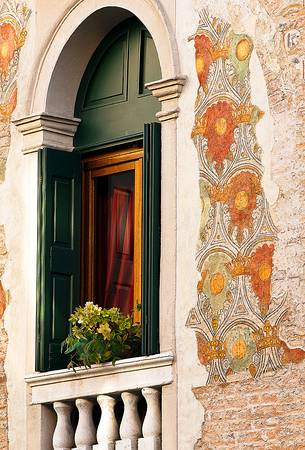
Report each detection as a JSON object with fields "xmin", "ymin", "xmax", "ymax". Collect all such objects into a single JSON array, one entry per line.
[{"xmin": 62, "ymin": 302, "xmax": 141, "ymax": 369}]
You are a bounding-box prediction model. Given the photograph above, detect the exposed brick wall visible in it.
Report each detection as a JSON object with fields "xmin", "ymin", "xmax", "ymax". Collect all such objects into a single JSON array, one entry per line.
[{"xmin": 194, "ymin": 360, "xmax": 305, "ymax": 449}]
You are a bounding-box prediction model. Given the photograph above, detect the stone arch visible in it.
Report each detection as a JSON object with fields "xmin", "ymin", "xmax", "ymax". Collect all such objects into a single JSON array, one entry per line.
[{"xmin": 30, "ymin": 0, "xmax": 180, "ymax": 117}]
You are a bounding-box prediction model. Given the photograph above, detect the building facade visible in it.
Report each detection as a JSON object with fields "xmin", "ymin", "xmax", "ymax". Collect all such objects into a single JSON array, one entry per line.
[{"xmin": 0, "ymin": 0, "xmax": 304, "ymax": 448}]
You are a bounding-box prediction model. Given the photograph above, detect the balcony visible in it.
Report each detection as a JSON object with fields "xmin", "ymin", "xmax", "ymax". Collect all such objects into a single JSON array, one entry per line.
[{"xmin": 25, "ymin": 352, "xmax": 174, "ymax": 450}]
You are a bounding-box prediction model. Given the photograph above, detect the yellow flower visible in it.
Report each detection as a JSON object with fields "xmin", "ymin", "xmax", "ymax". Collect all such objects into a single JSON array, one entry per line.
[{"xmin": 97, "ymin": 323, "xmax": 111, "ymax": 340}]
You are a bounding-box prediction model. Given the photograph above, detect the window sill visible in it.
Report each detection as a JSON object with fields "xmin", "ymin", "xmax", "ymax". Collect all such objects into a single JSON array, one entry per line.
[{"xmin": 25, "ymin": 352, "xmax": 174, "ymax": 405}]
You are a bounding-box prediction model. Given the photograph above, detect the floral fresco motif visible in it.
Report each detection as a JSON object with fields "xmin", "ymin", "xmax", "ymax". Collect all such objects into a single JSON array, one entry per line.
[
  {"xmin": 224, "ymin": 325, "xmax": 257, "ymax": 374},
  {"xmin": 0, "ymin": 1, "xmax": 30, "ymax": 122},
  {"xmin": 224, "ymin": 171, "xmax": 262, "ymax": 244},
  {"xmin": 228, "ymin": 32, "xmax": 253, "ymax": 81},
  {"xmin": 197, "ymin": 252, "xmax": 233, "ymax": 331},
  {"xmin": 186, "ymin": 10, "xmax": 302, "ymax": 384},
  {"xmin": 192, "ymin": 101, "xmax": 236, "ymax": 173},
  {"xmin": 193, "ymin": 33, "xmax": 214, "ymax": 90}
]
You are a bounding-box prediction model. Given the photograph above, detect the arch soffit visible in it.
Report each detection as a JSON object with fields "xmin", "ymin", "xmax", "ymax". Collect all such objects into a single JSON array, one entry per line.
[{"xmin": 31, "ymin": 0, "xmax": 180, "ymax": 116}]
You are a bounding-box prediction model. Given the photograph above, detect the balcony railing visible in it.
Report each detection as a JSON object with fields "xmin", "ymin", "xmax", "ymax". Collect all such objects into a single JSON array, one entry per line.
[
  {"xmin": 53, "ymin": 388, "xmax": 160, "ymax": 450},
  {"xmin": 25, "ymin": 352, "xmax": 173, "ymax": 450}
]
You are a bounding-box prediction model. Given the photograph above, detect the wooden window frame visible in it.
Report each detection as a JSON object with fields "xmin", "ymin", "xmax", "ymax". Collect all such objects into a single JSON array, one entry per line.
[{"xmin": 81, "ymin": 147, "xmax": 144, "ymax": 323}]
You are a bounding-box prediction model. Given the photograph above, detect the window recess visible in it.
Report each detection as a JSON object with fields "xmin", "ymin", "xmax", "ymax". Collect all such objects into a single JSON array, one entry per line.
[{"xmin": 36, "ymin": 122, "xmax": 161, "ymax": 372}]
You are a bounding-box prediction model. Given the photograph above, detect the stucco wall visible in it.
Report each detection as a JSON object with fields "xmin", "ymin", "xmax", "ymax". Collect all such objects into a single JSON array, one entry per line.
[{"xmin": 0, "ymin": 0, "xmax": 304, "ymax": 449}]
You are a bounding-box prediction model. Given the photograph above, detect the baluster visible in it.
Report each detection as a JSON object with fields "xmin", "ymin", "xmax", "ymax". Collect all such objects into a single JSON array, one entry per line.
[
  {"xmin": 93, "ymin": 395, "xmax": 118, "ymax": 450},
  {"xmin": 138, "ymin": 389, "xmax": 161, "ymax": 450},
  {"xmin": 116, "ymin": 392, "xmax": 141, "ymax": 450},
  {"xmin": 73, "ymin": 398, "xmax": 96, "ymax": 450},
  {"xmin": 53, "ymin": 402, "xmax": 75, "ymax": 450}
]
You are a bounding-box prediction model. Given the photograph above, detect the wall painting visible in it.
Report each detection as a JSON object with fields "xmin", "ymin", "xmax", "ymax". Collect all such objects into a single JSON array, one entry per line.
[
  {"xmin": 186, "ymin": 9, "xmax": 305, "ymax": 384},
  {"xmin": 0, "ymin": 0, "xmax": 30, "ymax": 122}
]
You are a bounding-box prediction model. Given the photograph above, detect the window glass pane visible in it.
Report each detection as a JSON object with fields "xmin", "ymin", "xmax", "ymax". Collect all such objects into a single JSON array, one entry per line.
[{"xmin": 95, "ymin": 170, "xmax": 135, "ymax": 315}]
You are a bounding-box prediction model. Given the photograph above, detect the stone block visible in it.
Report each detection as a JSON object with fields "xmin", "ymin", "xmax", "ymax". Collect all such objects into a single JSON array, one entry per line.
[
  {"xmin": 115, "ymin": 438, "xmax": 138, "ymax": 450},
  {"xmin": 93, "ymin": 443, "xmax": 115, "ymax": 450},
  {"xmin": 72, "ymin": 446, "xmax": 93, "ymax": 450},
  {"xmin": 138, "ymin": 437, "xmax": 161, "ymax": 450}
]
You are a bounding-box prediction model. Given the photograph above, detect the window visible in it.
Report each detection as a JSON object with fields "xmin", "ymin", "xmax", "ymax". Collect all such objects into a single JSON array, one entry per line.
[
  {"xmin": 81, "ymin": 147, "xmax": 143, "ymax": 324},
  {"xmin": 36, "ymin": 17, "xmax": 162, "ymax": 371}
]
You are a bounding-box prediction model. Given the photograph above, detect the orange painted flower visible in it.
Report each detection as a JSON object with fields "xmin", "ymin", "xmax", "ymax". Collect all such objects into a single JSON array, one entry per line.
[
  {"xmin": 203, "ymin": 101, "xmax": 236, "ymax": 173},
  {"xmin": 0, "ymin": 22, "xmax": 17, "ymax": 78},
  {"xmin": 225, "ymin": 172, "xmax": 261, "ymax": 243},
  {"xmin": 250, "ymin": 243, "xmax": 274, "ymax": 315},
  {"xmin": 194, "ymin": 33, "xmax": 214, "ymax": 89}
]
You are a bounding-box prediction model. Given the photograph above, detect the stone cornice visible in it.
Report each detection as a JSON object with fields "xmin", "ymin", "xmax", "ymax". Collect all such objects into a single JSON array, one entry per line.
[
  {"xmin": 145, "ymin": 76, "xmax": 187, "ymax": 122},
  {"xmin": 13, "ymin": 113, "xmax": 81, "ymax": 154}
]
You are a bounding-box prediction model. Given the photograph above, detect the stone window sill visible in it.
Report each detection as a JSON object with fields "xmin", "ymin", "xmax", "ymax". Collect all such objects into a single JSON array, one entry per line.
[{"xmin": 25, "ymin": 352, "xmax": 174, "ymax": 405}]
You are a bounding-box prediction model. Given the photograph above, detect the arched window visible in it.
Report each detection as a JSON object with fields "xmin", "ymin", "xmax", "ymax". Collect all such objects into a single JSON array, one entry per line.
[{"xmin": 36, "ymin": 17, "xmax": 162, "ymax": 371}]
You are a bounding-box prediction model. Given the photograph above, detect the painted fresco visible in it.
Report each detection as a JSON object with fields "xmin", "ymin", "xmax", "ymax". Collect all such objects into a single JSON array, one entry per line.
[
  {"xmin": 0, "ymin": 0, "xmax": 30, "ymax": 122},
  {"xmin": 186, "ymin": 9, "xmax": 305, "ymax": 384}
]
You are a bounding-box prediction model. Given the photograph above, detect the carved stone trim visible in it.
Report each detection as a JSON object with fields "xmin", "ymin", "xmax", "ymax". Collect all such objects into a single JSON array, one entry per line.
[
  {"xmin": 145, "ymin": 76, "xmax": 187, "ymax": 122},
  {"xmin": 156, "ymin": 109, "xmax": 180, "ymax": 122},
  {"xmin": 13, "ymin": 113, "xmax": 81, "ymax": 154}
]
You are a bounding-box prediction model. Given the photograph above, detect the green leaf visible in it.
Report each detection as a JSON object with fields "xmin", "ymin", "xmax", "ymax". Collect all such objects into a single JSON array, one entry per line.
[{"xmin": 64, "ymin": 303, "xmax": 142, "ymax": 369}]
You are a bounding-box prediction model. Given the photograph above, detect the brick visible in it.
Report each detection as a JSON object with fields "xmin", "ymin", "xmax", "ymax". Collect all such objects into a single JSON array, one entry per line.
[{"xmin": 195, "ymin": 360, "xmax": 305, "ymax": 449}]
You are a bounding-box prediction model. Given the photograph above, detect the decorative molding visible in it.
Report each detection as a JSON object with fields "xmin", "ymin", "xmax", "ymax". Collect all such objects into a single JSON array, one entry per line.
[
  {"xmin": 13, "ymin": 113, "xmax": 81, "ymax": 154},
  {"xmin": 25, "ymin": 352, "xmax": 174, "ymax": 405},
  {"xmin": 145, "ymin": 77, "xmax": 186, "ymax": 102},
  {"xmin": 145, "ymin": 76, "xmax": 186, "ymax": 122},
  {"xmin": 156, "ymin": 109, "xmax": 180, "ymax": 122}
]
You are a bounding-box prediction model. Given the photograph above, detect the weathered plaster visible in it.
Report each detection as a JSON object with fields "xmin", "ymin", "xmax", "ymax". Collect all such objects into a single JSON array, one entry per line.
[
  {"xmin": 176, "ymin": 2, "xmax": 207, "ymax": 448},
  {"xmin": 176, "ymin": 2, "xmax": 305, "ymax": 449},
  {"xmin": 0, "ymin": 2, "xmax": 31, "ymax": 448}
]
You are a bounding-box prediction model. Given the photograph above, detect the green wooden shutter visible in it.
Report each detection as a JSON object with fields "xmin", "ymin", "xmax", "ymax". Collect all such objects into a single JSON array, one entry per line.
[
  {"xmin": 36, "ymin": 148, "xmax": 81, "ymax": 371},
  {"xmin": 142, "ymin": 123, "xmax": 161, "ymax": 355},
  {"xmin": 74, "ymin": 18, "xmax": 161, "ymax": 151}
]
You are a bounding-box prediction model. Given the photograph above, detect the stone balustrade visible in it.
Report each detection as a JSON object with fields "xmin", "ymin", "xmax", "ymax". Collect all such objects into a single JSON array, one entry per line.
[
  {"xmin": 52, "ymin": 388, "xmax": 161, "ymax": 450},
  {"xmin": 25, "ymin": 353, "xmax": 173, "ymax": 450}
]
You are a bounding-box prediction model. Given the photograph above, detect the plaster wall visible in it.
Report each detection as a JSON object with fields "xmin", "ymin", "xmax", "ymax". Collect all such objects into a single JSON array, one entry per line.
[
  {"xmin": 0, "ymin": 0, "xmax": 304, "ymax": 448},
  {"xmin": 1, "ymin": 0, "xmax": 178, "ymax": 449}
]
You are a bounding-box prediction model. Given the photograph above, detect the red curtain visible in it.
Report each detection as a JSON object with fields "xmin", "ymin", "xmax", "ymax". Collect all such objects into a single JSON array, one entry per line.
[{"xmin": 103, "ymin": 187, "xmax": 134, "ymax": 315}]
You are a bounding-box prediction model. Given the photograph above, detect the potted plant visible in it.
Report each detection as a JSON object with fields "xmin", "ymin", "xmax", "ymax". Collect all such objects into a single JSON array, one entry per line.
[{"xmin": 62, "ymin": 302, "xmax": 141, "ymax": 369}]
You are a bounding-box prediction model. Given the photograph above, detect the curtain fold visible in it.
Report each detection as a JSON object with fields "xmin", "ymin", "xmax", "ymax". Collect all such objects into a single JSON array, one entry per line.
[{"xmin": 103, "ymin": 186, "xmax": 134, "ymax": 315}]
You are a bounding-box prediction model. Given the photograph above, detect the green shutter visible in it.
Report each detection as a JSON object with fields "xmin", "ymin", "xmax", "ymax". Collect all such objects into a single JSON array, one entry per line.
[
  {"xmin": 142, "ymin": 123, "xmax": 161, "ymax": 355},
  {"xmin": 36, "ymin": 148, "xmax": 81, "ymax": 372}
]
